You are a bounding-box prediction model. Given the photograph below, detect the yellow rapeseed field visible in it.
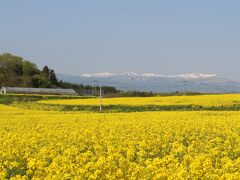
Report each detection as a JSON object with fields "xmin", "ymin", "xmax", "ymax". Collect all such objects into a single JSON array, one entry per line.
[
  {"xmin": 1, "ymin": 101, "xmax": 240, "ymax": 179},
  {"xmin": 38, "ymin": 94, "xmax": 240, "ymax": 107}
]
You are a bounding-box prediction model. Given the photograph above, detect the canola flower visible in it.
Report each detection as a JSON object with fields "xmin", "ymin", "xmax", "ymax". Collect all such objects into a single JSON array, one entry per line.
[
  {"xmin": 38, "ymin": 94, "xmax": 240, "ymax": 107},
  {"xmin": 0, "ymin": 104, "xmax": 240, "ymax": 179}
]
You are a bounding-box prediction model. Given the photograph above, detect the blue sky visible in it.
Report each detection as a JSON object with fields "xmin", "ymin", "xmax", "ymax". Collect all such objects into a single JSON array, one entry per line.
[{"xmin": 0, "ymin": 1, "xmax": 240, "ymax": 80}]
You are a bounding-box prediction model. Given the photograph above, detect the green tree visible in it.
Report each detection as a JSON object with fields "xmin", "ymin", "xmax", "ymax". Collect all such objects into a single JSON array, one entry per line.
[
  {"xmin": 0, "ymin": 53, "xmax": 23, "ymax": 86},
  {"xmin": 23, "ymin": 61, "xmax": 39, "ymax": 76},
  {"xmin": 50, "ymin": 69, "xmax": 58, "ymax": 86},
  {"xmin": 32, "ymin": 74, "xmax": 51, "ymax": 88},
  {"xmin": 1, "ymin": 53, "xmax": 23, "ymax": 76},
  {"xmin": 42, "ymin": 66, "xmax": 50, "ymax": 78}
]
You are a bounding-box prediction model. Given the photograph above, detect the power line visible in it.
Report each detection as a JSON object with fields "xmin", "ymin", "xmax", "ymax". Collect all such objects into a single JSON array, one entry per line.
[{"xmin": 86, "ymin": 79, "xmax": 240, "ymax": 94}]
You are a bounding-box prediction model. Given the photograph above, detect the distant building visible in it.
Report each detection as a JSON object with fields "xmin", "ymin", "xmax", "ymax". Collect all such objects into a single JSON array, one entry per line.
[
  {"xmin": 0, "ymin": 87, "xmax": 77, "ymax": 95},
  {"xmin": 1, "ymin": 87, "xmax": 6, "ymax": 94}
]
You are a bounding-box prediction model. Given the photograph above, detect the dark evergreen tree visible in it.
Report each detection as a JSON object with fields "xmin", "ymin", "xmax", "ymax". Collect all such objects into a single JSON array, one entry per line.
[
  {"xmin": 42, "ymin": 66, "xmax": 50, "ymax": 78},
  {"xmin": 50, "ymin": 69, "xmax": 58, "ymax": 86}
]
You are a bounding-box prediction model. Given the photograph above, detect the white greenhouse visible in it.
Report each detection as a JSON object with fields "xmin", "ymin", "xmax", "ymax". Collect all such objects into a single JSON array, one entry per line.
[{"xmin": 0, "ymin": 87, "xmax": 76, "ymax": 95}]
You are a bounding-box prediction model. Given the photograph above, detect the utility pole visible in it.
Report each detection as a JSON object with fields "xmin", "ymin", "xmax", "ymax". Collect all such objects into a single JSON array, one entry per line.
[
  {"xmin": 183, "ymin": 80, "xmax": 187, "ymax": 95},
  {"xmin": 129, "ymin": 76, "xmax": 135, "ymax": 94},
  {"xmin": 93, "ymin": 80, "xmax": 98, "ymax": 96},
  {"xmin": 100, "ymin": 85, "xmax": 102, "ymax": 112},
  {"xmin": 92, "ymin": 86, "xmax": 94, "ymax": 96}
]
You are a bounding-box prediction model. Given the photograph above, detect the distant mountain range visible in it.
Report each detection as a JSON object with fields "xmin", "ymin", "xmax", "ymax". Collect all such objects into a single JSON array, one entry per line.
[{"xmin": 57, "ymin": 72, "xmax": 240, "ymax": 93}]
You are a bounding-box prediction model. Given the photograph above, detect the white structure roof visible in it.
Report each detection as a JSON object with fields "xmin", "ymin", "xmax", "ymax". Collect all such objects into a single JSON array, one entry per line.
[{"xmin": 1, "ymin": 87, "xmax": 76, "ymax": 95}]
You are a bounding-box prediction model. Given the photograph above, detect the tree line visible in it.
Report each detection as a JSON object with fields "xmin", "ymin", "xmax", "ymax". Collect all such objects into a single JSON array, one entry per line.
[{"xmin": 0, "ymin": 53, "xmax": 118, "ymax": 95}]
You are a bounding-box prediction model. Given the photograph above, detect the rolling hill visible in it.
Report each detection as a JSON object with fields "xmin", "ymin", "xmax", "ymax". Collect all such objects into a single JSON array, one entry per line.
[{"xmin": 58, "ymin": 72, "xmax": 240, "ymax": 93}]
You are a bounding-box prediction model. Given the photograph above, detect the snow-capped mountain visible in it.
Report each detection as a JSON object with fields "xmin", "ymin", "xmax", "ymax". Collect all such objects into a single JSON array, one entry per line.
[
  {"xmin": 58, "ymin": 72, "xmax": 240, "ymax": 93},
  {"xmin": 80, "ymin": 72, "xmax": 217, "ymax": 79}
]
